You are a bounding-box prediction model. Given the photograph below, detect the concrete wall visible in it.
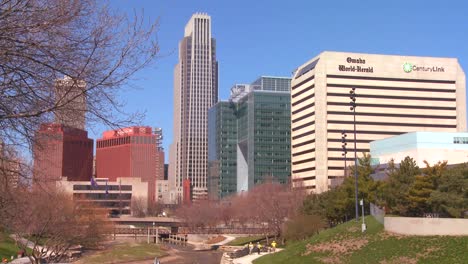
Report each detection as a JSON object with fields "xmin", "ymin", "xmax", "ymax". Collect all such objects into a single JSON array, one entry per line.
[{"xmin": 384, "ymin": 217, "xmax": 468, "ymax": 236}]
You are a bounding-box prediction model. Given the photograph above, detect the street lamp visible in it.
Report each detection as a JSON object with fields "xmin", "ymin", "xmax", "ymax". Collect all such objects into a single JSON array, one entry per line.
[
  {"xmin": 360, "ymin": 199, "xmax": 366, "ymax": 232},
  {"xmin": 349, "ymin": 87, "xmax": 359, "ymax": 221},
  {"xmin": 341, "ymin": 131, "xmax": 347, "ymax": 177}
]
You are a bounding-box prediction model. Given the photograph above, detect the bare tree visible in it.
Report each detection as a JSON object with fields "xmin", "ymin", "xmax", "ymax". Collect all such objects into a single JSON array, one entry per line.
[
  {"xmin": 0, "ymin": 0, "xmax": 160, "ymax": 159},
  {"xmin": 3, "ymin": 188, "xmax": 112, "ymax": 264}
]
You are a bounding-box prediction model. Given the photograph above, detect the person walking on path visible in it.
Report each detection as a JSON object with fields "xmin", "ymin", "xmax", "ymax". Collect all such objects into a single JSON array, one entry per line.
[
  {"xmin": 248, "ymin": 242, "xmax": 253, "ymax": 254},
  {"xmin": 257, "ymin": 242, "xmax": 262, "ymax": 255},
  {"xmin": 271, "ymin": 240, "xmax": 277, "ymax": 252}
]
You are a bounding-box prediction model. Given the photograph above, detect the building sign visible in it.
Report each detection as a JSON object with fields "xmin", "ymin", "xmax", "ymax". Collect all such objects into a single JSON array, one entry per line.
[
  {"xmin": 338, "ymin": 57, "xmax": 374, "ymax": 73},
  {"xmin": 403, "ymin": 62, "xmax": 445, "ymax": 73}
]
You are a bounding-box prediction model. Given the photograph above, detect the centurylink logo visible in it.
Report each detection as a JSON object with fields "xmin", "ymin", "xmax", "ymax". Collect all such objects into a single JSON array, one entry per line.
[{"xmin": 403, "ymin": 62, "xmax": 413, "ymax": 73}]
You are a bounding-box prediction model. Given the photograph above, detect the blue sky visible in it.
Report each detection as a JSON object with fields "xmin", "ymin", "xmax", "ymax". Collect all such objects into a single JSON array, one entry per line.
[{"xmin": 94, "ymin": 0, "xmax": 468, "ymax": 161}]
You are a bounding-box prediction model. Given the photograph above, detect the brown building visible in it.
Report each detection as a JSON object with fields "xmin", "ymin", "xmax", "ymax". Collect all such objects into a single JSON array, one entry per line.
[
  {"xmin": 33, "ymin": 123, "xmax": 93, "ymax": 185},
  {"xmin": 96, "ymin": 126, "xmax": 164, "ymax": 205},
  {"xmin": 54, "ymin": 76, "xmax": 87, "ymax": 130}
]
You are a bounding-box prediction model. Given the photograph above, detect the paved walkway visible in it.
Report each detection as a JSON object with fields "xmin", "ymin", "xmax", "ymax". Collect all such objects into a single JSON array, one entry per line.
[{"xmin": 232, "ymin": 250, "xmax": 281, "ymax": 264}]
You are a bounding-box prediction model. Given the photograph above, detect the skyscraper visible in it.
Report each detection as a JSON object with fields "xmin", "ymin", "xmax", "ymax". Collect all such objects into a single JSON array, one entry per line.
[
  {"xmin": 207, "ymin": 77, "xmax": 291, "ymax": 200},
  {"xmin": 290, "ymin": 51, "xmax": 466, "ymax": 193},
  {"xmin": 33, "ymin": 123, "xmax": 93, "ymax": 186},
  {"xmin": 95, "ymin": 126, "xmax": 163, "ymax": 204},
  {"xmin": 170, "ymin": 13, "xmax": 218, "ymax": 201},
  {"xmin": 54, "ymin": 76, "xmax": 87, "ymax": 130}
]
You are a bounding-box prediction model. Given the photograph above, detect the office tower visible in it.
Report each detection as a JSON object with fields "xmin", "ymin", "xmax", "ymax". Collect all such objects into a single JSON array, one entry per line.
[
  {"xmin": 290, "ymin": 51, "xmax": 466, "ymax": 193},
  {"xmin": 154, "ymin": 128, "xmax": 165, "ymax": 181},
  {"xmin": 54, "ymin": 76, "xmax": 87, "ymax": 130},
  {"xmin": 33, "ymin": 123, "xmax": 93, "ymax": 185},
  {"xmin": 207, "ymin": 101, "xmax": 237, "ymax": 200},
  {"xmin": 170, "ymin": 13, "xmax": 218, "ymax": 201},
  {"xmin": 96, "ymin": 126, "xmax": 164, "ymax": 204},
  {"xmin": 208, "ymin": 77, "xmax": 291, "ymax": 200}
]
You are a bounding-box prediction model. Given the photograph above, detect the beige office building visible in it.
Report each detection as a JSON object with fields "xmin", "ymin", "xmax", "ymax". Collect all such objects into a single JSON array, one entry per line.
[
  {"xmin": 290, "ymin": 51, "xmax": 466, "ymax": 193},
  {"xmin": 169, "ymin": 13, "xmax": 218, "ymax": 201}
]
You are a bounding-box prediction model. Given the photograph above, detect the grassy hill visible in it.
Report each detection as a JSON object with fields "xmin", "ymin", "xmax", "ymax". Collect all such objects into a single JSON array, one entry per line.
[{"xmin": 254, "ymin": 216, "xmax": 468, "ymax": 264}]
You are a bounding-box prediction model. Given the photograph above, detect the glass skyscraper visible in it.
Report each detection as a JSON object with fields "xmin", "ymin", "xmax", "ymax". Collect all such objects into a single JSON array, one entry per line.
[{"xmin": 208, "ymin": 77, "xmax": 291, "ymax": 200}]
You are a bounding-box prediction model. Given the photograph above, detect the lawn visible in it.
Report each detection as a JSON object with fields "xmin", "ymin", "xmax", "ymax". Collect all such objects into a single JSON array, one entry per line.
[
  {"xmin": 254, "ymin": 216, "xmax": 468, "ymax": 264},
  {"xmin": 228, "ymin": 235, "xmax": 266, "ymax": 246},
  {"xmin": 0, "ymin": 232, "xmax": 22, "ymax": 261},
  {"xmin": 76, "ymin": 242, "xmax": 167, "ymax": 264}
]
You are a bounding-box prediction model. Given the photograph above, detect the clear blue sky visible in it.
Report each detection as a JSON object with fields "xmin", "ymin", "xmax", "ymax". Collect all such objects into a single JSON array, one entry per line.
[{"xmin": 92, "ymin": 0, "xmax": 468, "ymax": 161}]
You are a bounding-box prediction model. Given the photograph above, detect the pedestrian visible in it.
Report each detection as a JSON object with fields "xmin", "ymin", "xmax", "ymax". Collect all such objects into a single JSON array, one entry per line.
[
  {"xmin": 154, "ymin": 256, "xmax": 160, "ymax": 264},
  {"xmin": 257, "ymin": 242, "xmax": 262, "ymax": 255},
  {"xmin": 248, "ymin": 242, "xmax": 253, "ymax": 254},
  {"xmin": 271, "ymin": 240, "xmax": 277, "ymax": 252}
]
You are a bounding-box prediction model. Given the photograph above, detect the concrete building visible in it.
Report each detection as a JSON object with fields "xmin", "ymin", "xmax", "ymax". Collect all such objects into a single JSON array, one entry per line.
[
  {"xmin": 290, "ymin": 51, "xmax": 466, "ymax": 193},
  {"xmin": 96, "ymin": 126, "xmax": 164, "ymax": 205},
  {"xmin": 54, "ymin": 76, "xmax": 87, "ymax": 130},
  {"xmin": 170, "ymin": 13, "xmax": 218, "ymax": 202},
  {"xmin": 370, "ymin": 132, "xmax": 468, "ymax": 168},
  {"xmin": 156, "ymin": 180, "xmax": 170, "ymax": 204},
  {"xmin": 208, "ymin": 77, "xmax": 291, "ymax": 200},
  {"xmin": 57, "ymin": 177, "xmax": 149, "ymax": 216},
  {"xmin": 33, "ymin": 123, "xmax": 93, "ymax": 185}
]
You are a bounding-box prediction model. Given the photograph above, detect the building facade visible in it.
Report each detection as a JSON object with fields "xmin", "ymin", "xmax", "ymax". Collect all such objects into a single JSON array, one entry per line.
[
  {"xmin": 57, "ymin": 177, "xmax": 148, "ymax": 216},
  {"xmin": 208, "ymin": 77, "xmax": 291, "ymax": 200},
  {"xmin": 207, "ymin": 101, "xmax": 237, "ymax": 200},
  {"xmin": 96, "ymin": 126, "xmax": 164, "ymax": 205},
  {"xmin": 370, "ymin": 132, "xmax": 468, "ymax": 168},
  {"xmin": 170, "ymin": 13, "xmax": 218, "ymax": 201},
  {"xmin": 54, "ymin": 76, "xmax": 87, "ymax": 130},
  {"xmin": 290, "ymin": 51, "xmax": 466, "ymax": 193},
  {"xmin": 33, "ymin": 123, "xmax": 93, "ymax": 185}
]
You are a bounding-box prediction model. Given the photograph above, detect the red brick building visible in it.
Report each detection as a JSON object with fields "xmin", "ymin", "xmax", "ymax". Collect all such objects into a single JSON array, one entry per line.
[
  {"xmin": 33, "ymin": 123, "xmax": 93, "ymax": 185},
  {"xmin": 96, "ymin": 126, "xmax": 164, "ymax": 204}
]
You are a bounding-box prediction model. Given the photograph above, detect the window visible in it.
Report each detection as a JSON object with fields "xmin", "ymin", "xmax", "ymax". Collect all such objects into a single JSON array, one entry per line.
[{"xmin": 454, "ymin": 137, "xmax": 468, "ymax": 144}]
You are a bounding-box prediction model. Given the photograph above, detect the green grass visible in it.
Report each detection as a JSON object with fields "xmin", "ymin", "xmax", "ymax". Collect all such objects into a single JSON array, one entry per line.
[
  {"xmin": 228, "ymin": 236, "xmax": 266, "ymax": 246},
  {"xmin": 254, "ymin": 216, "xmax": 468, "ymax": 264},
  {"xmin": 77, "ymin": 242, "xmax": 167, "ymax": 264},
  {"xmin": 0, "ymin": 232, "xmax": 23, "ymax": 260}
]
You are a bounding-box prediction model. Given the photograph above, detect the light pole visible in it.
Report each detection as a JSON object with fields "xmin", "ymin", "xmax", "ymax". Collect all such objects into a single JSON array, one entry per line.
[
  {"xmin": 360, "ymin": 199, "xmax": 366, "ymax": 232},
  {"xmin": 341, "ymin": 131, "xmax": 347, "ymax": 177},
  {"xmin": 349, "ymin": 87, "xmax": 359, "ymax": 221}
]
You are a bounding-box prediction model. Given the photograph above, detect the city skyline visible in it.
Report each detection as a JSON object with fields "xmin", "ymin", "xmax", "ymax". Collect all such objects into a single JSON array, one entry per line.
[{"xmin": 97, "ymin": 0, "xmax": 468, "ymax": 159}]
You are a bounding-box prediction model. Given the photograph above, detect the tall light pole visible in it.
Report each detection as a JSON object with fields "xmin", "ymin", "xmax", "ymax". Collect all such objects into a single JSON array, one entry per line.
[
  {"xmin": 349, "ymin": 87, "xmax": 359, "ymax": 221},
  {"xmin": 341, "ymin": 131, "xmax": 347, "ymax": 178}
]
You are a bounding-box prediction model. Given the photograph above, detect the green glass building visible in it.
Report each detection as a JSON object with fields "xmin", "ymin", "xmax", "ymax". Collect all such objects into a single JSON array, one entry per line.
[{"xmin": 208, "ymin": 77, "xmax": 291, "ymax": 200}]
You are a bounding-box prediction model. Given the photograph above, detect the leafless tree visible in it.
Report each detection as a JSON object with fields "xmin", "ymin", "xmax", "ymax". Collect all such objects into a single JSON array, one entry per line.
[
  {"xmin": 0, "ymin": 0, "xmax": 160, "ymax": 164},
  {"xmin": 0, "ymin": 0, "xmax": 160, "ymax": 230},
  {"xmin": 3, "ymin": 188, "xmax": 112, "ymax": 264}
]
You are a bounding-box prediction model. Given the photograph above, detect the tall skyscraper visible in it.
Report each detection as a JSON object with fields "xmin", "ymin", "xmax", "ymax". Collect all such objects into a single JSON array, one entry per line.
[
  {"xmin": 170, "ymin": 13, "xmax": 218, "ymax": 201},
  {"xmin": 290, "ymin": 51, "xmax": 466, "ymax": 193},
  {"xmin": 208, "ymin": 77, "xmax": 291, "ymax": 200},
  {"xmin": 55, "ymin": 76, "xmax": 87, "ymax": 130}
]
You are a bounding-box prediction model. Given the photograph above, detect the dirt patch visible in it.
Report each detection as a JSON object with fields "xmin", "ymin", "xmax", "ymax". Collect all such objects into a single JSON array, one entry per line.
[
  {"xmin": 205, "ymin": 235, "xmax": 226, "ymax": 244},
  {"xmin": 380, "ymin": 256, "xmax": 418, "ymax": 264},
  {"xmin": 378, "ymin": 231, "xmax": 405, "ymax": 240},
  {"xmin": 302, "ymin": 238, "xmax": 368, "ymax": 256},
  {"xmin": 417, "ymin": 246, "xmax": 440, "ymax": 258},
  {"xmin": 316, "ymin": 256, "xmax": 344, "ymax": 264},
  {"xmin": 346, "ymin": 226, "xmax": 359, "ymax": 233}
]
